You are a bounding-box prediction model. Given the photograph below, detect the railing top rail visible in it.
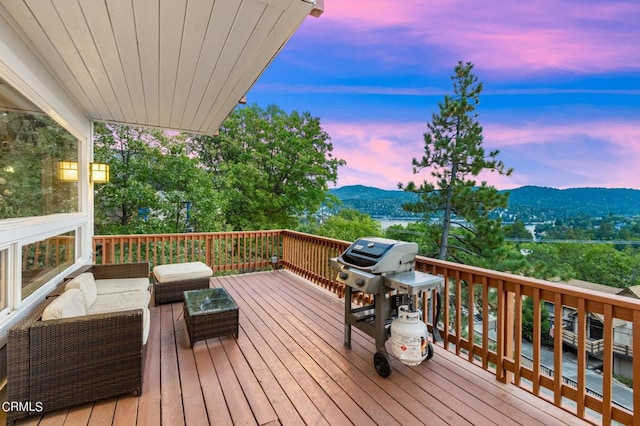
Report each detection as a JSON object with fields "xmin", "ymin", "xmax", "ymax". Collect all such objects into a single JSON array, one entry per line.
[
  {"xmin": 281, "ymin": 229, "xmax": 350, "ymax": 247},
  {"xmin": 93, "ymin": 230, "xmax": 286, "ymax": 239}
]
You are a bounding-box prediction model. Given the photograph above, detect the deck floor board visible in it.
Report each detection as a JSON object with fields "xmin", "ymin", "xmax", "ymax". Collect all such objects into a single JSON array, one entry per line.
[{"xmin": 14, "ymin": 270, "xmax": 591, "ymax": 425}]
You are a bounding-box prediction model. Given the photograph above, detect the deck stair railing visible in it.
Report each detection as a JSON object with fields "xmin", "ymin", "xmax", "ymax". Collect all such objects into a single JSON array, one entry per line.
[{"xmin": 93, "ymin": 229, "xmax": 640, "ymax": 426}]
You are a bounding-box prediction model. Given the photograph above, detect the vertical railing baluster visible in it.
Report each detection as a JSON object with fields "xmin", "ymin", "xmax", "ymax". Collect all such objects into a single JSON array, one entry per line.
[
  {"xmin": 532, "ymin": 287, "xmax": 541, "ymax": 396},
  {"xmin": 513, "ymin": 283, "xmax": 522, "ymax": 387},
  {"xmin": 577, "ymin": 298, "xmax": 587, "ymax": 418},
  {"xmin": 481, "ymin": 276, "xmax": 489, "ymax": 370},
  {"xmin": 467, "ymin": 274, "xmax": 475, "ymax": 363},
  {"xmin": 602, "ymin": 304, "xmax": 613, "ymax": 426},
  {"xmin": 553, "ymin": 292, "xmax": 563, "ymax": 406}
]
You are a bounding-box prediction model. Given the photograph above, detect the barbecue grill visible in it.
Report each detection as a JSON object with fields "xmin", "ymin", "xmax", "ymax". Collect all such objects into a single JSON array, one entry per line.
[{"xmin": 330, "ymin": 237, "xmax": 443, "ymax": 377}]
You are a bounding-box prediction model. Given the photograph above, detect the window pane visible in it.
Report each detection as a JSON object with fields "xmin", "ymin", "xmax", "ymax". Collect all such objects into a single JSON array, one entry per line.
[
  {"xmin": 0, "ymin": 79, "xmax": 79, "ymax": 219},
  {"xmin": 21, "ymin": 231, "xmax": 75, "ymax": 299}
]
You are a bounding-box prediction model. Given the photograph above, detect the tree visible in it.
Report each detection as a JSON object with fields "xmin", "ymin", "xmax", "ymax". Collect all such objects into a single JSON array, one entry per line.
[
  {"xmin": 522, "ymin": 296, "xmax": 552, "ymax": 346},
  {"xmin": 93, "ymin": 123, "xmax": 225, "ymax": 234},
  {"xmin": 306, "ymin": 208, "xmax": 382, "ymax": 241},
  {"xmin": 0, "ymin": 112, "xmax": 78, "ymax": 218},
  {"xmin": 504, "ymin": 220, "xmax": 533, "ymax": 240},
  {"xmin": 190, "ymin": 104, "xmax": 345, "ymax": 230},
  {"xmin": 401, "ymin": 61, "xmax": 513, "ymax": 264}
]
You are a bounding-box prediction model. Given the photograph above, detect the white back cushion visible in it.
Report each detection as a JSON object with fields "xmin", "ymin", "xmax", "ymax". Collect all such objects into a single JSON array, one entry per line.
[
  {"xmin": 65, "ymin": 272, "xmax": 97, "ymax": 308},
  {"xmin": 42, "ymin": 289, "xmax": 87, "ymax": 320}
]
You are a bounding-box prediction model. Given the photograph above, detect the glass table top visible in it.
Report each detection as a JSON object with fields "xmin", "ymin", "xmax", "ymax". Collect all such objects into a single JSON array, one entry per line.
[{"xmin": 184, "ymin": 287, "xmax": 238, "ymax": 316}]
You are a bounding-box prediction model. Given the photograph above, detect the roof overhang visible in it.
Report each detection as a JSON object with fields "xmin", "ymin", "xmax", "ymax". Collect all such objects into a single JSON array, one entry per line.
[{"xmin": 0, "ymin": 0, "xmax": 322, "ymax": 135}]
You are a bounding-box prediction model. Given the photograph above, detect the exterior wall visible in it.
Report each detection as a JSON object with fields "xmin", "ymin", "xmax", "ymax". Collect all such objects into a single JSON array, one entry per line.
[
  {"xmin": 613, "ymin": 356, "xmax": 633, "ymax": 378},
  {"xmin": 0, "ymin": 14, "xmax": 93, "ymax": 338}
]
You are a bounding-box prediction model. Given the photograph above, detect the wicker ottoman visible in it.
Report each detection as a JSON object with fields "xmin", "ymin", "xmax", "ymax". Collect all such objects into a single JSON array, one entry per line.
[
  {"xmin": 183, "ymin": 287, "xmax": 239, "ymax": 348},
  {"xmin": 152, "ymin": 261, "xmax": 213, "ymax": 305}
]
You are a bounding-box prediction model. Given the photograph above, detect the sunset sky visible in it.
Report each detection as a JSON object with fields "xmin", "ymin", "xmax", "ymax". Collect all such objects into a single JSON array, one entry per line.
[{"xmin": 249, "ymin": 0, "xmax": 640, "ymax": 191}]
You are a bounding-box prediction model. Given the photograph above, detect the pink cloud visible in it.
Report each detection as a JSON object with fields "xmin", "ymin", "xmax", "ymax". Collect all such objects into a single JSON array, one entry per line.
[
  {"xmin": 327, "ymin": 119, "xmax": 640, "ymax": 190},
  {"xmin": 325, "ymin": 121, "xmax": 425, "ymax": 189},
  {"xmin": 305, "ymin": 0, "xmax": 640, "ymax": 73}
]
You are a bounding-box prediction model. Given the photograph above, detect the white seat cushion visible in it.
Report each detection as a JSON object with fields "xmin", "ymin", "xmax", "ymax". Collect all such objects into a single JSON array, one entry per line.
[
  {"xmin": 87, "ymin": 290, "xmax": 151, "ymax": 344},
  {"xmin": 141, "ymin": 307, "xmax": 150, "ymax": 344},
  {"xmin": 94, "ymin": 277, "xmax": 150, "ymax": 295},
  {"xmin": 87, "ymin": 291, "xmax": 151, "ymax": 315},
  {"xmin": 64, "ymin": 272, "xmax": 97, "ymax": 308},
  {"xmin": 42, "ymin": 289, "xmax": 86, "ymax": 320},
  {"xmin": 153, "ymin": 261, "xmax": 212, "ymax": 283}
]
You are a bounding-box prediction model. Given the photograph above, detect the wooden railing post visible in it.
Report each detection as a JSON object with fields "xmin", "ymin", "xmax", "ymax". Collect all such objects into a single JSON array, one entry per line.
[{"xmin": 497, "ymin": 280, "xmax": 515, "ymax": 384}]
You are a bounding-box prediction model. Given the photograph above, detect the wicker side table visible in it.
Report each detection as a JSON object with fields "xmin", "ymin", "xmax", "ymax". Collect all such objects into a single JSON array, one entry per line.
[{"xmin": 183, "ymin": 287, "xmax": 239, "ymax": 348}]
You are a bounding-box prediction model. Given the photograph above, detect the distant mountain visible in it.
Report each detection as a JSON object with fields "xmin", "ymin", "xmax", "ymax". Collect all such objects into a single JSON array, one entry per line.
[
  {"xmin": 328, "ymin": 185, "xmax": 640, "ymax": 220},
  {"xmin": 327, "ymin": 185, "xmax": 419, "ymax": 218},
  {"xmin": 504, "ymin": 186, "xmax": 640, "ymax": 220}
]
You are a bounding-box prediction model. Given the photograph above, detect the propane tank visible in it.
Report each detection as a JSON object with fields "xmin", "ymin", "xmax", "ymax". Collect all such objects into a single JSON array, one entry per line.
[{"xmin": 390, "ymin": 305, "xmax": 429, "ymax": 366}]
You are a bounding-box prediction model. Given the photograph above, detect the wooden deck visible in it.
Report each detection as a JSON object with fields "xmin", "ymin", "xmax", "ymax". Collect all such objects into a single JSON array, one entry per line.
[{"xmin": 14, "ymin": 270, "xmax": 589, "ymax": 425}]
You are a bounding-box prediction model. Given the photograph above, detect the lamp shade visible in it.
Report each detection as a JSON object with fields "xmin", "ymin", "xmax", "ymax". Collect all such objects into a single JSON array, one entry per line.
[
  {"xmin": 90, "ymin": 163, "xmax": 110, "ymax": 183},
  {"xmin": 58, "ymin": 161, "xmax": 78, "ymax": 182}
]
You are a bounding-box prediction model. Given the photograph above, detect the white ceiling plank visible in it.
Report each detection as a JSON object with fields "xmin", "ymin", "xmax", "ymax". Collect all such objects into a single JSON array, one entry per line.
[
  {"xmin": 1, "ymin": 0, "xmax": 316, "ymax": 135},
  {"xmin": 106, "ymin": 0, "xmax": 147, "ymax": 125},
  {"xmin": 204, "ymin": 1, "xmax": 311, "ymax": 133},
  {"xmin": 180, "ymin": 0, "xmax": 240, "ymax": 131},
  {"xmin": 24, "ymin": 0, "xmax": 113, "ymax": 119},
  {"xmin": 190, "ymin": 0, "xmax": 266, "ymax": 131},
  {"xmin": 52, "ymin": 0, "xmax": 124, "ymax": 122},
  {"xmin": 4, "ymin": 0, "xmax": 99, "ymax": 117},
  {"xmin": 77, "ymin": 0, "xmax": 136, "ymax": 122},
  {"xmin": 0, "ymin": 7, "xmax": 91, "ymax": 138},
  {"xmin": 158, "ymin": 0, "xmax": 187, "ymax": 128},
  {"xmin": 169, "ymin": 0, "xmax": 216, "ymax": 129},
  {"xmin": 133, "ymin": 0, "xmax": 160, "ymax": 127},
  {"xmin": 258, "ymin": 0, "xmax": 293, "ymax": 9},
  {"xmin": 203, "ymin": 5, "xmax": 283, "ymax": 132}
]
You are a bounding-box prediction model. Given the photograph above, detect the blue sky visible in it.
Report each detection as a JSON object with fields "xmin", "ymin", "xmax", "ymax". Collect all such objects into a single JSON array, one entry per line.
[{"xmin": 248, "ymin": 0, "xmax": 640, "ymax": 190}]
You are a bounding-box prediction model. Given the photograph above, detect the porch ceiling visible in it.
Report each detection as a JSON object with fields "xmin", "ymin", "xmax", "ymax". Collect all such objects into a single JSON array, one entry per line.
[{"xmin": 0, "ymin": 0, "xmax": 321, "ymax": 135}]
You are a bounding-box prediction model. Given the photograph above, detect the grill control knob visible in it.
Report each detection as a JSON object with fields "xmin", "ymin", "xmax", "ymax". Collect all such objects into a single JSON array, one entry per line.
[
  {"xmin": 355, "ymin": 278, "xmax": 365, "ymax": 286},
  {"xmin": 339, "ymin": 271, "xmax": 349, "ymax": 280}
]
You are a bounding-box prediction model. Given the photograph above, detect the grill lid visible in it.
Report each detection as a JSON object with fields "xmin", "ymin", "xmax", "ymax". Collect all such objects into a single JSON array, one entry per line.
[{"xmin": 337, "ymin": 237, "xmax": 418, "ymax": 274}]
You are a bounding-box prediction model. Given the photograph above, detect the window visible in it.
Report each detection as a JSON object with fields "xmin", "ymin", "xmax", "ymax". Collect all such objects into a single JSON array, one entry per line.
[
  {"xmin": 0, "ymin": 80, "xmax": 79, "ymax": 219},
  {"xmin": 0, "ymin": 248, "xmax": 7, "ymax": 311},
  {"xmin": 21, "ymin": 231, "xmax": 75, "ymax": 299}
]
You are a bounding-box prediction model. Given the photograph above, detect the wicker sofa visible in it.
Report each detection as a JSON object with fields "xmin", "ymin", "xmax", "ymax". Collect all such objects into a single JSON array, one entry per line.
[{"xmin": 6, "ymin": 262, "xmax": 151, "ymax": 425}]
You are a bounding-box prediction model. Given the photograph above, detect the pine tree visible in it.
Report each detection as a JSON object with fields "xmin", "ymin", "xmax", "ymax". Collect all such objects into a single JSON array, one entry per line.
[{"xmin": 401, "ymin": 61, "xmax": 513, "ymax": 263}]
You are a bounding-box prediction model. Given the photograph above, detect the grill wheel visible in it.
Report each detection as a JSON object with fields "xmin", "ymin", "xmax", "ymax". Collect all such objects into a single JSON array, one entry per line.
[{"xmin": 373, "ymin": 352, "xmax": 391, "ymax": 377}]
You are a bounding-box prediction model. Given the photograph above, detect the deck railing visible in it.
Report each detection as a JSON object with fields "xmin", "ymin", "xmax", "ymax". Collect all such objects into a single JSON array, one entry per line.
[{"xmin": 94, "ymin": 230, "xmax": 639, "ymax": 426}]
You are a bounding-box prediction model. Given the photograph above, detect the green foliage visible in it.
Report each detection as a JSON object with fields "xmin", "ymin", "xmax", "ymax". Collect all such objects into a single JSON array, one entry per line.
[
  {"xmin": 400, "ymin": 61, "xmax": 513, "ymax": 263},
  {"xmin": 516, "ymin": 242, "xmax": 640, "ymax": 287},
  {"xmin": 190, "ymin": 104, "xmax": 345, "ymax": 230},
  {"xmin": 504, "ymin": 220, "xmax": 532, "ymax": 240},
  {"xmin": 517, "ymin": 243, "xmax": 576, "ymax": 281},
  {"xmin": 93, "ymin": 124, "xmax": 225, "ymax": 234},
  {"xmin": 574, "ymin": 244, "xmax": 640, "ymax": 288},
  {"xmin": 614, "ymin": 374, "xmax": 633, "ymax": 389},
  {"xmin": 385, "ymin": 221, "xmax": 440, "ymax": 257},
  {"xmin": 522, "ymin": 296, "xmax": 552, "ymax": 345},
  {"xmin": 0, "ymin": 112, "xmax": 78, "ymax": 218},
  {"xmin": 301, "ymin": 208, "xmax": 382, "ymax": 241}
]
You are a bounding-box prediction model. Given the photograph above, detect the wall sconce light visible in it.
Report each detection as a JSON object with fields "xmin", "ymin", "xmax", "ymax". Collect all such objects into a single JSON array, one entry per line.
[
  {"xmin": 58, "ymin": 161, "xmax": 78, "ymax": 182},
  {"xmin": 90, "ymin": 162, "xmax": 110, "ymax": 183}
]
